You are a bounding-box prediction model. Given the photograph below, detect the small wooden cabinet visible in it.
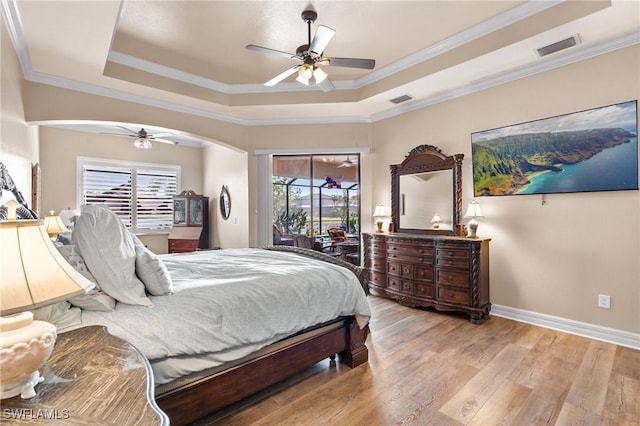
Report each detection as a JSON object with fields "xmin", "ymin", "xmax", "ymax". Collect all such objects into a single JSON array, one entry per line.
[
  {"xmin": 364, "ymin": 233, "xmax": 491, "ymax": 324},
  {"xmin": 168, "ymin": 190, "xmax": 209, "ymax": 253}
]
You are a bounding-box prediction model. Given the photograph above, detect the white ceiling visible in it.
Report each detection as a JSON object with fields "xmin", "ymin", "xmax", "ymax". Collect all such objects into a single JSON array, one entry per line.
[{"xmin": 3, "ymin": 0, "xmax": 639, "ymax": 145}]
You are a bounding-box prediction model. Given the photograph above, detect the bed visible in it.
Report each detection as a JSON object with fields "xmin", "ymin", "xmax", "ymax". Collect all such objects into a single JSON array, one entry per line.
[{"xmin": 48, "ymin": 205, "xmax": 371, "ymax": 425}]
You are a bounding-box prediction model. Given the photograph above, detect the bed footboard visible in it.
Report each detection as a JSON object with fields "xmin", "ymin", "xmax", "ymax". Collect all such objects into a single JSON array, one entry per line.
[{"xmin": 156, "ymin": 317, "xmax": 368, "ymax": 425}]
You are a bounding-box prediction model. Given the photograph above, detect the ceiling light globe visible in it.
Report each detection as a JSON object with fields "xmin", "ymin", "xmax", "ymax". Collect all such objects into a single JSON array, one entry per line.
[{"xmin": 313, "ymin": 67, "xmax": 328, "ymax": 84}]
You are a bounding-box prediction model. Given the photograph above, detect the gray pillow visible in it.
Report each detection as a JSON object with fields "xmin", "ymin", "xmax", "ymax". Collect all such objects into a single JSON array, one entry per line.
[
  {"xmin": 73, "ymin": 205, "xmax": 153, "ymax": 307},
  {"xmin": 56, "ymin": 245, "xmax": 116, "ymax": 311},
  {"xmin": 131, "ymin": 234, "xmax": 173, "ymax": 296}
]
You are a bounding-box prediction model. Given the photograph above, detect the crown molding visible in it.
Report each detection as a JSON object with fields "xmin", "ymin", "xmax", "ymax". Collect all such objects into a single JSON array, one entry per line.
[{"xmin": 3, "ymin": 0, "xmax": 638, "ymax": 127}]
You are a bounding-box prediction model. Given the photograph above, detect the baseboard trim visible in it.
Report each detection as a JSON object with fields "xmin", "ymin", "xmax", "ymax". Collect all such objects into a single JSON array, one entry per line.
[{"xmin": 491, "ymin": 304, "xmax": 640, "ymax": 350}]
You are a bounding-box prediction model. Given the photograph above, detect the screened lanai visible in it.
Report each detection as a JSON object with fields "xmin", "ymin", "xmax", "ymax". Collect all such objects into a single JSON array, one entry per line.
[{"xmin": 272, "ymin": 154, "xmax": 360, "ymax": 258}]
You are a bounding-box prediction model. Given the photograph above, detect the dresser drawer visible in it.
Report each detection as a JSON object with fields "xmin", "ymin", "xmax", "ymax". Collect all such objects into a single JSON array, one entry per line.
[
  {"xmin": 436, "ymin": 269, "xmax": 469, "ymax": 287},
  {"xmin": 415, "ymin": 266, "xmax": 434, "ymax": 282},
  {"xmin": 436, "ymin": 247, "xmax": 469, "ymax": 258},
  {"xmin": 387, "ymin": 276, "xmax": 401, "ymax": 292},
  {"xmin": 168, "ymin": 239, "xmax": 198, "ymax": 253},
  {"xmin": 387, "ymin": 261, "xmax": 401, "ymax": 276},
  {"xmin": 387, "ymin": 277, "xmax": 414, "ymax": 295},
  {"xmin": 388, "ymin": 244, "xmax": 433, "ymax": 258},
  {"xmin": 415, "ymin": 283, "xmax": 434, "ymax": 298},
  {"xmin": 369, "ymin": 272, "xmax": 386, "ymax": 286},
  {"xmin": 436, "ymin": 256, "xmax": 470, "ymax": 269},
  {"xmin": 437, "ymin": 286, "xmax": 470, "ymax": 305},
  {"xmin": 368, "ymin": 256, "xmax": 386, "ymax": 272}
]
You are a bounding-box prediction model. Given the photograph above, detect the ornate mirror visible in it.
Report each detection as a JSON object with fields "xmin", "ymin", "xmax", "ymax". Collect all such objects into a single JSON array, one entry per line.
[
  {"xmin": 390, "ymin": 145, "xmax": 464, "ymax": 236},
  {"xmin": 219, "ymin": 185, "xmax": 231, "ymax": 220}
]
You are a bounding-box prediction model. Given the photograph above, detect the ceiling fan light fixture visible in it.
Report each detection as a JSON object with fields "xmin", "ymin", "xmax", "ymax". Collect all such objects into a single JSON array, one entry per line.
[
  {"xmin": 298, "ymin": 64, "xmax": 313, "ymax": 79},
  {"xmin": 133, "ymin": 137, "xmax": 152, "ymax": 149},
  {"xmin": 313, "ymin": 66, "xmax": 328, "ymax": 84}
]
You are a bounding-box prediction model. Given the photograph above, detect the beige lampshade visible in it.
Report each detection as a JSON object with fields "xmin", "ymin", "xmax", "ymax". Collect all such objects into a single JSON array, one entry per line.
[
  {"xmin": 373, "ymin": 204, "xmax": 387, "ymax": 218},
  {"xmin": 431, "ymin": 214, "xmax": 442, "ymax": 223},
  {"xmin": 43, "ymin": 211, "xmax": 68, "ymax": 238},
  {"xmin": 0, "ymin": 220, "xmax": 95, "ymax": 316},
  {"xmin": 464, "ymin": 201, "xmax": 484, "ymax": 218}
]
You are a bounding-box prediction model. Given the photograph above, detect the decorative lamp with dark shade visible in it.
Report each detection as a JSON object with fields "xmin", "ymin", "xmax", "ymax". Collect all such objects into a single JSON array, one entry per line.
[
  {"xmin": 464, "ymin": 200, "xmax": 484, "ymax": 239},
  {"xmin": 43, "ymin": 210, "xmax": 68, "ymax": 239},
  {"xmin": 0, "ymin": 213, "xmax": 95, "ymax": 399},
  {"xmin": 373, "ymin": 204, "xmax": 387, "ymax": 233}
]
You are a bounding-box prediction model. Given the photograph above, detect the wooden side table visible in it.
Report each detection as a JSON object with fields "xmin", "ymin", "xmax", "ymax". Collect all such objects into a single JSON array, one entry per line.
[{"xmin": 1, "ymin": 326, "xmax": 169, "ymax": 425}]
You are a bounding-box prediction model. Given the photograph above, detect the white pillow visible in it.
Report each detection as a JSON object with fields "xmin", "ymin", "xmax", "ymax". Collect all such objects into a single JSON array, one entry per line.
[
  {"xmin": 131, "ymin": 234, "xmax": 173, "ymax": 296},
  {"xmin": 33, "ymin": 301, "xmax": 81, "ymax": 330},
  {"xmin": 73, "ymin": 205, "xmax": 153, "ymax": 307},
  {"xmin": 56, "ymin": 245, "xmax": 116, "ymax": 311}
]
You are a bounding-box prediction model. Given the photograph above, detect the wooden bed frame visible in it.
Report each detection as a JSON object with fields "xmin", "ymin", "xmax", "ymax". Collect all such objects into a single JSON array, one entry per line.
[
  {"xmin": 156, "ymin": 245, "xmax": 370, "ymax": 425},
  {"xmin": 156, "ymin": 316, "xmax": 368, "ymax": 425}
]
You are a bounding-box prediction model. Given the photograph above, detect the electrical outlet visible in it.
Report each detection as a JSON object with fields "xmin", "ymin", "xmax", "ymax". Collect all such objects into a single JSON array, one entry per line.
[{"xmin": 598, "ymin": 294, "xmax": 611, "ymax": 309}]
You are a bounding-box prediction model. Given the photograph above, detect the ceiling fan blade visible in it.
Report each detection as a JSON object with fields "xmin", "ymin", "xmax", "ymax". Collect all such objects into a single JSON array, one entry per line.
[
  {"xmin": 265, "ymin": 65, "xmax": 300, "ymax": 87},
  {"xmin": 116, "ymin": 125, "xmax": 138, "ymax": 134},
  {"xmin": 327, "ymin": 57, "xmax": 375, "ymax": 69},
  {"xmin": 100, "ymin": 132, "xmax": 136, "ymax": 138},
  {"xmin": 246, "ymin": 44, "xmax": 300, "ymax": 60},
  {"xmin": 309, "ymin": 25, "xmax": 335, "ymax": 56},
  {"xmin": 148, "ymin": 132, "xmax": 173, "ymax": 138},
  {"xmin": 153, "ymin": 138, "xmax": 178, "ymax": 145}
]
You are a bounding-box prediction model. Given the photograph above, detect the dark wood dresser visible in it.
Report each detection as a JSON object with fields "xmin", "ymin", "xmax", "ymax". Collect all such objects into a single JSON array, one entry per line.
[{"xmin": 363, "ymin": 232, "xmax": 491, "ymax": 323}]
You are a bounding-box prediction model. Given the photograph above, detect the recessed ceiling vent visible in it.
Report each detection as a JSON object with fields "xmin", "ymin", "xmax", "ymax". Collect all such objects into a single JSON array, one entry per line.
[
  {"xmin": 389, "ymin": 94, "xmax": 413, "ymax": 105},
  {"xmin": 536, "ymin": 34, "xmax": 580, "ymax": 57}
]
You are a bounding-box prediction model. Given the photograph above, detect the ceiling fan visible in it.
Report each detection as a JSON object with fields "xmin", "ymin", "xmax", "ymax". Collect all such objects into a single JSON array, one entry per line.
[
  {"xmin": 338, "ymin": 156, "xmax": 358, "ymax": 168},
  {"xmin": 246, "ymin": 9, "xmax": 375, "ymax": 89},
  {"xmin": 101, "ymin": 126, "xmax": 175, "ymax": 149}
]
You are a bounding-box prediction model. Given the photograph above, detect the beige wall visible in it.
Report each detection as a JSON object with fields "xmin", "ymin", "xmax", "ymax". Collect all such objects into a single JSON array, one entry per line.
[
  {"xmin": 203, "ymin": 143, "xmax": 249, "ymax": 248},
  {"xmin": 38, "ymin": 127, "xmax": 204, "ymax": 254},
  {"xmin": 1, "ymin": 23, "xmax": 38, "ymax": 205},
  {"xmin": 369, "ymin": 45, "xmax": 639, "ymax": 333}
]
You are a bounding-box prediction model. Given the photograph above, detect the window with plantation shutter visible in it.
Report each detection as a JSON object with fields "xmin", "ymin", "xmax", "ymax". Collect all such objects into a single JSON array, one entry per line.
[{"xmin": 78, "ymin": 158, "xmax": 180, "ymax": 234}]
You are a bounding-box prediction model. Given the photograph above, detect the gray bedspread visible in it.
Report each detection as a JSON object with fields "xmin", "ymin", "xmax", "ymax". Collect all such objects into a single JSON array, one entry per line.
[{"xmin": 76, "ymin": 248, "xmax": 371, "ymax": 384}]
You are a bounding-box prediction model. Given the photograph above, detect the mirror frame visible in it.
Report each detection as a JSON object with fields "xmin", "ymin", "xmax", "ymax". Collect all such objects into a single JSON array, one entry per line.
[
  {"xmin": 390, "ymin": 145, "xmax": 465, "ymax": 236},
  {"xmin": 220, "ymin": 185, "xmax": 231, "ymax": 220}
]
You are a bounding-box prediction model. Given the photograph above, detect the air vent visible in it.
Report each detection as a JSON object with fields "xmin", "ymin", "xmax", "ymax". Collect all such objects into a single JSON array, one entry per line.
[
  {"xmin": 389, "ymin": 94, "xmax": 413, "ymax": 104},
  {"xmin": 536, "ymin": 35, "xmax": 580, "ymax": 57}
]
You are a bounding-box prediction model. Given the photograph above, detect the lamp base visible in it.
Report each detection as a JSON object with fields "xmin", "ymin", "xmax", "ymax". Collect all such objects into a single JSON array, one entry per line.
[
  {"xmin": 375, "ymin": 220, "xmax": 384, "ymax": 233},
  {"xmin": 0, "ymin": 312, "xmax": 57, "ymax": 400},
  {"xmin": 466, "ymin": 218, "xmax": 479, "ymax": 239}
]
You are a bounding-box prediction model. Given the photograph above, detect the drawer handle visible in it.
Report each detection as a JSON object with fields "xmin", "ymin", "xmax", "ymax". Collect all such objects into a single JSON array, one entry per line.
[
  {"xmin": 419, "ymin": 257, "xmax": 424, "ymax": 262},
  {"xmin": 448, "ymin": 292, "xmax": 454, "ymax": 297},
  {"xmin": 448, "ymin": 260, "xmax": 453, "ymax": 265},
  {"xmin": 448, "ymin": 275, "xmax": 454, "ymax": 280},
  {"xmin": 448, "ymin": 251, "xmax": 454, "ymax": 256}
]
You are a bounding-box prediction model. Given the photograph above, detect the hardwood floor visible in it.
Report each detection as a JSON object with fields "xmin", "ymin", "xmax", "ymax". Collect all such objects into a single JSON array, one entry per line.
[{"xmin": 195, "ymin": 296, "xmax": 639, "ymax": 426}]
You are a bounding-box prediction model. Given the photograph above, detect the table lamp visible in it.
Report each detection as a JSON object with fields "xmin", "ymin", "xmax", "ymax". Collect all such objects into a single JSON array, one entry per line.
[
  {"xmin": 373, "ymin": 204, "xmax": 387, "ymax": 233},
  {"xmin": 464, "ymin": 200, "xmax": 484, "ymax": 239},
  {"xmin": 59, "ymin": 208, "xmax": 80, "ymax": 229},
  {"xmin": 43, "ymin": 210, "xmax": 69, "ymax": 240},
  {"xmin": 431, "ymin": 213, "xmax": 442, "ymax": 229},
  {"xmin": 0, "ymin": 205, "xmax": 94, "ymax": 399}
]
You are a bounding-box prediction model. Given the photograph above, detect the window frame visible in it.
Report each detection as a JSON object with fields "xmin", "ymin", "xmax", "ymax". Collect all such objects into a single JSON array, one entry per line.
[{"xmin": 76, "ymin": 157, "xmax": 181, "ymax": 235}]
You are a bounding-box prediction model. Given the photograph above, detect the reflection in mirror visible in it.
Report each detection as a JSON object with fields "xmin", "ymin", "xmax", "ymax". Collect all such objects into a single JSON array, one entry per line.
[{"xmin": 399, "ymin": 170, "xmax": 453, "ymax": 230}]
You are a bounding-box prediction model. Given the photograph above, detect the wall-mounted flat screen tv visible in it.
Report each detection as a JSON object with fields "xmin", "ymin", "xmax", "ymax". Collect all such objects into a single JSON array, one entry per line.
[{"xmin": 471, "ymin": 100, "xmax": 638, "ymax": 196}]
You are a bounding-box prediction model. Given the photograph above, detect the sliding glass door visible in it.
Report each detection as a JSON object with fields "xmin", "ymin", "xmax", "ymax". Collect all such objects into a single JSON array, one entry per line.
[{"xmin": 272, "ymin": 154, "xmax": 360, "ymax": 255}]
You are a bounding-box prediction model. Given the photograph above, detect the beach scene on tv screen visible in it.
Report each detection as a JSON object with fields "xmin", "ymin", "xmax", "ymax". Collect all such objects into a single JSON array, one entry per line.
[{"xmin": 471, "ymin": 100, "xmax": 638, "ymax": 196}]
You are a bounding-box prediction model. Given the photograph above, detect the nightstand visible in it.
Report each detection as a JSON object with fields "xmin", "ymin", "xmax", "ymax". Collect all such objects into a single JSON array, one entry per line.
[{"xmin": 1, "ymin": 326, "xmax": 169, "ymax": 425}]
